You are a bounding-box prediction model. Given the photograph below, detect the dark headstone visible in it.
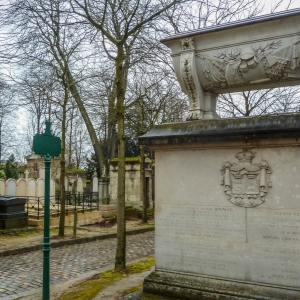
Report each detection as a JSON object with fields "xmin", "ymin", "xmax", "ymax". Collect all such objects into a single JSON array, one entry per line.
[{"xmin": 0, "ymin": 196, "xmax": 28, "ymax": 230}]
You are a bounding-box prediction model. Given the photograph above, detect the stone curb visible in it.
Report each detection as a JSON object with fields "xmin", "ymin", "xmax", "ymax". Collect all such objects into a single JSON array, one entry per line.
[{"xmin": 0, "ymin": 226, "xmax": 154, "ymax": 257}]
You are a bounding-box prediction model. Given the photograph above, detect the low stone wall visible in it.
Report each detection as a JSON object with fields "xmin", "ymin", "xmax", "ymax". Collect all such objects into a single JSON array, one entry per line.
[{"xmin": 28, "ymin": 209, "xmax": 103, "ymax": 228}]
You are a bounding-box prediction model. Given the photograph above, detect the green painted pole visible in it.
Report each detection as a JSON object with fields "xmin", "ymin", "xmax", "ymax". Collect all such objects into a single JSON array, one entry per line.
[
  {"xmin": 33, "ymin": 121, "xmax": 61, "ymax": 300},
  {"xmin": 43, "ymin": 154, "xmax": 51, "ymax": 300}
]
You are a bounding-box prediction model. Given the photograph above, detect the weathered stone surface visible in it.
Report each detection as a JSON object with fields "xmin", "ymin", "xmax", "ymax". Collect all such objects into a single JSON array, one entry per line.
[
  {"xmin": 139, "ymin": 113, "xmax": 300, "ymax": 146},
  {"xmin": 141, "ymin": 114, "xmax": 300, "ymax": 299},
  {"xmin": 109, "ymin": 158, "xmax": 154, "ymax": 207},
  {"xmin": 144, "ymin": 271, "xmax": 300, "ymax": 300},
  {"xmin": 154, "ymin": 146, "xmax": 300, "ymax": 287}
]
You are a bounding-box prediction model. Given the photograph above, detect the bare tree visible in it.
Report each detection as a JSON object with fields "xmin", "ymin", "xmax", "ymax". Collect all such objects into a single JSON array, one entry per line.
[
  {"xmin": 16, "ymin": 66, "xmax": 56, "ymax": 135},
  {"xmin": 0, "ymin": 78, "xmax": 19, "ymax": 162},
  {"xmin": 4, "ymin": 0, "xmax": 108, "ymax": 236},
  {"xmin": 70, "ymin": 0, "xmax": 191, "ymax": 270},
  {"xmin": 162, "ymin": 0, "xmax": 264, "ymax": 34},
  {"xmin": 218, "ymin": 87, "xmax": 300, "ymax": 117},
  {"xmin": 4, "ymin": 0, "xmax": 105, "ymax": 178},
  {"xmin": 125, "ymin": 67, "xmax": 188, "ymax": 223}
]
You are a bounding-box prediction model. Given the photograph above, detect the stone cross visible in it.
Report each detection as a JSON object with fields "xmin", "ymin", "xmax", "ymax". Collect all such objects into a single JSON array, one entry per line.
[{"xmin": 24, "ymin": 169, "xmax": 29, "ymax": 180}]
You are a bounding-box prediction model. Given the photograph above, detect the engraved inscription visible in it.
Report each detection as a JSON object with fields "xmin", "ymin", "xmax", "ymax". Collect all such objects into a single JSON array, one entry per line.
[
  {"xmin": 156, "ymin": 237, "xmax": 300, "ymax": 287},
  {"xmin": 247, "ymin": 209, "xmax": 300, "ymax": 247},
  {"xmin": 156, "ymin": 204, "xmax": 245, "ymax": 242},
  {"xmin": 156, "ymin": 237, "xmax": 240, "ymax": 277},
  {"xmin": 156, "ymin": 204, "xmax": 300, "ymax": 287}
]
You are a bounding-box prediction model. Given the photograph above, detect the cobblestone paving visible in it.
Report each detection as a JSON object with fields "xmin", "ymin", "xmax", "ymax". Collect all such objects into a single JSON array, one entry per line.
[{"xmin": 0, "ymin": 231, "xmax": 154, "ymax": 299}]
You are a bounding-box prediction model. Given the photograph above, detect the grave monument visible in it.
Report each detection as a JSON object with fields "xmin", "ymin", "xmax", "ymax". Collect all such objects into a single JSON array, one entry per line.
[
  {"xmin": 0, "ymin": 196, "xmax": 27, "ymax": 230},
  {"xmin": 140, "ymin": 9, "xmax": 300, "ymax": 300}
]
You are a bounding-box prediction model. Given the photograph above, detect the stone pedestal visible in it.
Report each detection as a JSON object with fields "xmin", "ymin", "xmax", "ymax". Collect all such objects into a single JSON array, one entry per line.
[
  {"xmin": 0, "ymin": 196, "xmax": 28, "ymax": 230},
  {"xmin": 99, "ymin": 179, "xmax": 109, "ymax": 204},
  {"xmin": 99, "ymin": 204, "xmax": 117, "ymax": 218},
  {"xmin": 140, "ymin": 114, "xmax": 300, "ymax": 300}
]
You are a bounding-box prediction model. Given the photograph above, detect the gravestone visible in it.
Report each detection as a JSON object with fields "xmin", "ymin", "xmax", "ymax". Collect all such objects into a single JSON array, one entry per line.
[
  {"xmin": 141, "ymin": 9, "xmax": 300, "ymax": 300},
  {"xmin": 17, "ymin": 179, "xmax": 26, "ymax": 197},
  {"xmin": 0, "ymin": 196, "xmax": 28, "ymax": 229},
  {"xmin": 27, "ymin": 178, "xmax": 36, "ymax": 199},
  {"xmin": 92, "ymin": 175, "xmax": 98, "ymax": 193},
  {"xmin": 38, "ymin": 166, "xmax": 45, "ymax": 179},
  {"xmin": 99, "ymin": 178, "xmax": 109, "ymax": 204},
  {"xmin": 0, "ymin": 179, "xmax": 5, "ymax": 195},
  {"xmin": 6, "ymin": 179, "xmax": 16, "ymax": 196},
  {"xmin": 50, "ymin": 179, "xmax": 55, "ymax": 198},
  {"xmin": 64, "ymin": 176, "xmax": 69, "ymax": 192},
  {"xmin": 76, "ymin": 177, "xmax": 83, "ymax": 193},
  {"xmin": 37, "ymin": 179, "xmax": 45, "ymax": 197},
  {"xmin": 37, "ymin": 179, "xmax": 45, "ymax": 207}
]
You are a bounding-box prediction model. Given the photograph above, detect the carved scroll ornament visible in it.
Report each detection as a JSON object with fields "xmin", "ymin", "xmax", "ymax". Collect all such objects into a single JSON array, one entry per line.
[
  {"xmin": 179, "ymin": 37, "xmax": 206, "ymax": 120},
  {"xmin": 221, "ymin": 150, "xmax": 272, "ymax": 208}
]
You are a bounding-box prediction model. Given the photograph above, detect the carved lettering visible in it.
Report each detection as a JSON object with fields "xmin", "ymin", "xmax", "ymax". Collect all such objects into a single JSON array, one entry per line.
[{"xmin": 156, "ymin": 204, "xmax": 245, "ymax": 241}]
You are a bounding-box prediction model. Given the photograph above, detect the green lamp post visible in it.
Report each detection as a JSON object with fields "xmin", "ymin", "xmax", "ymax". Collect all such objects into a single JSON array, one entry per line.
[{"xmin": 33, "ymin": 122, "xmax": 61, "ymax": 300}]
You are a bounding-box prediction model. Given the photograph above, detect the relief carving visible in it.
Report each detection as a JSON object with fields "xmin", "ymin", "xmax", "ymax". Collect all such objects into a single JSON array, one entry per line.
[
  {"xmin": 221, "ymin": 150, "xmax": 272, "ymax": 207},
  {"xmin": 181, "ymin": 56, "xmax": 198, "ymax": 109},
  {"xmin": 181, "ymin": 37, "xmax": 195, "ymax": 50},
  {"xmin": 197, "ymin": 38, "xmax": 300, "ymax": 91}
]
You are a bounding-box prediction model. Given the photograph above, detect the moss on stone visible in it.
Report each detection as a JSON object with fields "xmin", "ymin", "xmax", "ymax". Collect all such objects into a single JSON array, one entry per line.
[
  {"xmin": 110, "ymin": 157, "xmax": 141, "ymax": 163},
  {"xmin": 122, "ymin": 283, "xmax": 143, "ymax": 295},
  {"xmin": 67, "ymin": 169, "xmax": 87, "ymax": 174},
  {"xmin": 0, "ymin": 227, "xmax": 40, "ymax": 237},
  {"xmin": 57, "ymin": 256, "xmax": 155, "ymax": 300}
]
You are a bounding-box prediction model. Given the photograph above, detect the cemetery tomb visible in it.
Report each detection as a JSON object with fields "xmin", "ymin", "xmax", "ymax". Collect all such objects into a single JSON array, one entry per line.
[
  {"xmin": 0, "ymin": 196, "xmax": 28, "ymax": 229},
  {"xmin": 141, "ymin": 9, "xmax": 300, "ymax": 300}
]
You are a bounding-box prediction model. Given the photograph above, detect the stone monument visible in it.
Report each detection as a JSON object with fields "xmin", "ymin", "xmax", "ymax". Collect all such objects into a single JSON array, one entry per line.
[
  {"xmin": 0, "ymin": 196, "xmax": 28, "ymax": 230},
  {"xmin": 140, "ymin": 9, "xmax": 300, "ymax": 300}
]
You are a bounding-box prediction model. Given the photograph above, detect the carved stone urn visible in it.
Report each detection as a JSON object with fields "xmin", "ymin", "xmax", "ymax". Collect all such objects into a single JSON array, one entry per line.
[{"xmin": 161, "ymin": 9, "xmax": 300, "ymax": 120}]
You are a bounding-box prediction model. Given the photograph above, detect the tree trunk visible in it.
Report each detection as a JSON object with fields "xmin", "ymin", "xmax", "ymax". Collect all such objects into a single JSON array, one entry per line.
[
  {"xmin": 58, "ymin": 87, "xmax": 68, "ymax": 237},
  {"xmin": 140, "ymin": 144, "xmax": 147, "ymax": 223},
  {"xmin": 66, "ymin": 67, "xmax": 105, "ymax": 177},
  {"xmin": 0, "ymin": 122, "xmax": 2, "ymax": 163},
  {"xmin": 139, "ymin": 99, "xmax": 147, "ymax": 223},
  {"xmin": 107, "ymin": 86, "xmax": 117, "ymax": 172},
  {"xmin": 115, "ymin": 44, "xmax": 126, "ymax": 271}
]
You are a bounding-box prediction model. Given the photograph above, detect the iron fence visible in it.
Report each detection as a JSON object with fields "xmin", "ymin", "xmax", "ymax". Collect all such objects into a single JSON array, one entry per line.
[{"xmin": 23, "ymin": 192, "xmax": 99, "ymax": 220}]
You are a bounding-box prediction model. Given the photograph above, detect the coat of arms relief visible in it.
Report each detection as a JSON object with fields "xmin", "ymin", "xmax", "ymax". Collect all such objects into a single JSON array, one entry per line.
[{"xmin": 221, "ymin": 150, "xmax": 272, "ymax": 208}]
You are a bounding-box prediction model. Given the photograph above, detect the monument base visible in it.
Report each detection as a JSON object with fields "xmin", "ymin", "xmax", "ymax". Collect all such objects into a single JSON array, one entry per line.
[
  {"xmin": 144, "ymin": 271, "xmax": 300, "ymax": 300},
  {"xmin": 139, "ymin": 114, "xmax": 300, "ymax": 300},
  {"xmin": 0, "ymin": 215, "xmax": 28, "ymax": 230}
]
